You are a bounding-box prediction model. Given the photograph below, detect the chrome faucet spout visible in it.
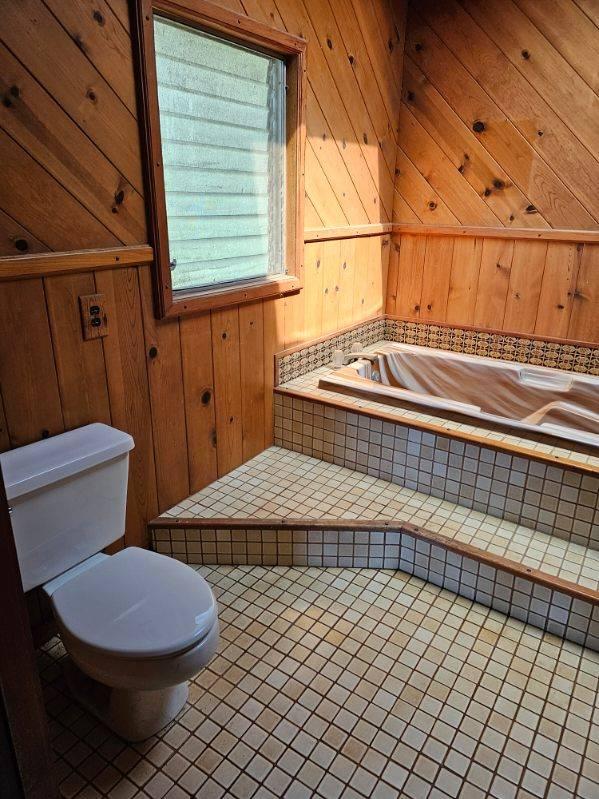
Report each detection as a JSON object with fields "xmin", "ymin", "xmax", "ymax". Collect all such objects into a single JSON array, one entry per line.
[{"xmin": 342, "ymin": 352, "xmax": 379, "ymax": 366}]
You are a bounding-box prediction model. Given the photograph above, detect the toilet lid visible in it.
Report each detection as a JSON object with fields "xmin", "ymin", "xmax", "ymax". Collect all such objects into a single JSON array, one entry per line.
[{"xmin": 50, "ymin": 548, "xmax": 217, "ymax": 659}]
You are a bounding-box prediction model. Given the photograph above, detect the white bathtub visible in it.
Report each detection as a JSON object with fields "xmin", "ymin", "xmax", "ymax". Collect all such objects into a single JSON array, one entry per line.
[{"xmin": 319, "ymin": 342, "xmax": 599, "ymax": 448}]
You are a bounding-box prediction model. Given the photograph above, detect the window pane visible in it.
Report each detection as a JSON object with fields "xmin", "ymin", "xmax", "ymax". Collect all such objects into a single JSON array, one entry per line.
[{"xmin": 154, "ymin": 16, "xmax": 285, "ymax": 292}]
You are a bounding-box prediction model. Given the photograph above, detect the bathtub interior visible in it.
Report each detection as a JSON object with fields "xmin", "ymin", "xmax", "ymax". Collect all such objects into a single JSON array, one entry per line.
[{"xmin": 319, "ymin": 342, "xmax": 599, "ymax": 447}]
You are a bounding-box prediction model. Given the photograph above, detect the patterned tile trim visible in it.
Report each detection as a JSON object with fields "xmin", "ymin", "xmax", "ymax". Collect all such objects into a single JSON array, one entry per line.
[
  {"xmin": 150, "ymin": 525, "xmax": 599, "ymax": 652},
  {"xmin": 275, "ymin": 394, "xmax": 599, "ymax": 551},
  {"xmin": 385, "ymin": 318, "xmax": 599, "ymax": 375},
  {"xmin": 277, "ymin": 318, "xmax": 386, "ymax": 383},
  {"xmin": 276, "ymin": 317, "xmax": 598, "ymax": 384}
]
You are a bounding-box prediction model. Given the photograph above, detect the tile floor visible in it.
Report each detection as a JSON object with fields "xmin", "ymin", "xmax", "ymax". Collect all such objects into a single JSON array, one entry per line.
[
  {"xmin": 161, "ymin": 448, "xmax": 599, "ymax": 592},
  {"xmin": 279, "ymin": 354, "xmax": 599, "ymax": 471},
  {"xmin": 42, "ymin": 565, "xmax": 599, "ymax": 798}
]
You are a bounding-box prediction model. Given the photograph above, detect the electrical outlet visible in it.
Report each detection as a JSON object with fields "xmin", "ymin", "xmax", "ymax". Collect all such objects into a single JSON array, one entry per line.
[{"xmin": 79, "ymin": 293, "xmax": 108, "ymax": 340}]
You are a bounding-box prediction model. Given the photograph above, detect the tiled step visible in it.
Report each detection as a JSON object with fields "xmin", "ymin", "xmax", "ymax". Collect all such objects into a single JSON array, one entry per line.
[
  {"xmin": 274, "ymin": 390, "xmax": 599, "ymax": 551},
  {"xmin": 152, "ymin": 446, "xmax": 599, "ymax": 651}
]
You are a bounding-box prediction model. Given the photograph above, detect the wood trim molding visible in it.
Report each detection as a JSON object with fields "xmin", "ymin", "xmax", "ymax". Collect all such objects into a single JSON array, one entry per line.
[
  {"xmin": 0, "ymin": 245, "xmax": 153, "ymax": 280},
  {"xmin": 392, "ymin": 223, "xmax": 599, "ymax": 243},
  {"xmin": 148, "ymin": 516, "xmax": 599, "ymax": 604},
  {"xmin": 304, "ymin": 223, "xmax": 393, "ymax": 242}
]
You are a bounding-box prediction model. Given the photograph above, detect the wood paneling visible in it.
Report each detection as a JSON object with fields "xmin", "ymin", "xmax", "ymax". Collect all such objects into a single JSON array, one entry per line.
[
  {"xmin": 387, "ymin": 0, "xmax": 599, "ymax": 346},
  {"xmin": 0, "ymin": 0, "xmax": 403, "ymax": 549},
  {"xmin": 395, "ymin": 0, "xmax": 599, "ymax": 230},
  {"xmin": 0, "ymin": 0, "xmax": 405, "ymax": 250},
  {"xmin": 387, "ymin": 233, "xmax": 599, "ymax": 343}
]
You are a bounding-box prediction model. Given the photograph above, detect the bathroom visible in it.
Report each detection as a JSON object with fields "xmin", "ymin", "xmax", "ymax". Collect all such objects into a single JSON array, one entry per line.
[{"xmin": 0, "ymin": 0, "xmax": 598, "ymax": 797}]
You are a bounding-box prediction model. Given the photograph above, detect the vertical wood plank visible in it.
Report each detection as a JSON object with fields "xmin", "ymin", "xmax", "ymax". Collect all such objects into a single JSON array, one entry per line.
[
  {"xmin": 321, "ymin": 238, "xmax": 342, "ymax": 335},
  {"xmin": 337, "ymin": 238, "xmax": 357, "ymax": 329},
  {"xmin": 94, "ymin": 267, "xmax": 158, "ymax": 547},
  {"xmin": 473, "ymin": 239, "xmax": 514, "ymax": 329},
  {"xmin": 263, "ymin": 297, "xmax": 285, "ymax": 445},
  {"xmin": 502, "ymin": 241, "xmax": 548, "ymax": 334},
  {"xmin": 282, "ymin": 288, "xmax": 306, "ymax": 350},
  {"xmin": 138, "ymin": 267, "xmax": 189, "ymax": 512},
  {"xmin": 419, "ymin": 235, "xmax": 454, "ymax": 322},
  {"xmin": 44, "ymin": 273, "xmax": 111, "ymax": 429},
  {"xmin": 0, "ymin": 279, "xmax": 64, "ymax": 446},
  {"xmin": 535, "ymin": 242, "xmax": 581, "ymax": 339},
  {"xmin": 180, "ymin": 312, "xmax": 218, "ymax": 494},
  {"xmin": 211, "ymin": 307, "xmax": 243, "ymax": 476},
  {"xmin": 360, "ymin": 235, "xmax": 387, "ymax": 319},
  {"xmin": 302, "ymin": 241, "xmax": 325, "ymax": 340},
  {"xmin": 446, "ymin": 236, "xmax": 483, "ymax": 326},
  {"xmin": 385, "ymin": 235, "xmax": 401, "ymax": 313},
  {"xmin": 568, "ymin": 244, "xmax": 599, "ymax": 343},
  {"xmin": 239, "ymin": 301, "xmax": 266, "ymax": 461},
  {"xmin": 394, "ymin": 234, "xmax": 427, "ymax": 318}
]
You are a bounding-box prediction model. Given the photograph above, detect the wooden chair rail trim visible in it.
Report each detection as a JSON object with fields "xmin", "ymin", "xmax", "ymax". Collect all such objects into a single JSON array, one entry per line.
[
  {"xmin": 0, "ymin": 245, "xmax": 154, "ymax": 280},
  {"xmin": 274, "ymin": 386, "xmax": 599, "ymax": 475},
  {"xmin": 393, "ymin": 223, "xmax": 599, "ymax": 244},
  {"xmin": 304, "ymin": 223, "xmax": 393, "ymax": 242},
  {"xmin": 148, "ymin": 516, "xmax": 599, "ymax": 604}
]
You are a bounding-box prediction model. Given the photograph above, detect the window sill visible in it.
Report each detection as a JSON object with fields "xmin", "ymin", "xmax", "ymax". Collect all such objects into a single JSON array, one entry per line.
[{"xmin": 162, "ymin": 272, "xmax": 302, "ymax": 318}]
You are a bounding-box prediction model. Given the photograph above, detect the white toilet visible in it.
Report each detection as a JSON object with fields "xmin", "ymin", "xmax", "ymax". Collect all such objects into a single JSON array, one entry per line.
[{"xmin": 1, "ymin": 423, "xmax": 219, "ymax": 741}]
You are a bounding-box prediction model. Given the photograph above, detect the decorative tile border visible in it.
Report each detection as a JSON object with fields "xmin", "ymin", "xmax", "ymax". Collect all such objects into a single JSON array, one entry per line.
[
  {"xmin": 276, "ymin": 316, "xmax": 598, "ymax": 384},
  {"xmin": 277, "ymin": 317, "xmax": 386, "ymax": 383},
  {"xmin": 385, "ymin": 318, "xmax": 599, "ymax": 375},
  {"xmin": 150, "ymin": 523, "xmax": 599, "ymax": 652},
  {"xmin": 274, "ymin": 394, "xmax": 599, "ymax": 550}
]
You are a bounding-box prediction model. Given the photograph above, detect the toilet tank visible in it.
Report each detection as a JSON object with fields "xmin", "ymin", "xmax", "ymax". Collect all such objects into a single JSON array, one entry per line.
[{"xmin": 0, "ymin": 424, "xmax": 134, "ymax": 592}]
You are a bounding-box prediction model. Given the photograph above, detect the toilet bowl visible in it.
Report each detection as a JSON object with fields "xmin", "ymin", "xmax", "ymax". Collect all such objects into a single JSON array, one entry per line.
[
  {"xmin": 44, "ymin": 547, "xmax": 219, "ymax": 740},
  {"xmin": 0, "ymin": 423, "xmax": 220, "ymax": 741}
]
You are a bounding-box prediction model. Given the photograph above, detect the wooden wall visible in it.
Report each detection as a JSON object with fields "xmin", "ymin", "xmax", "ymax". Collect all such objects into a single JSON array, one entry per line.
[
  {"xmin": 394, "ymin": 0, "xmax": 599, "ymax": 229},
  {"xmin": 0, "ymin": 0, "xmax": 401, "ymax": 547},
  {"xmin": 387, "ymin": 233, "xmax": 598, "ymax": 342},
  {"xmin": 387, "ymin": 0, "xmax": 599, "ymax": 345}
]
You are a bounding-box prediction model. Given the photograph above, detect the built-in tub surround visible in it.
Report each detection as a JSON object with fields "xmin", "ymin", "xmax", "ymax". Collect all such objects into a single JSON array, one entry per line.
[
  {"xmin": 274, "ymin": 389, "xmax": 599, "ymax": 551},
  {"xmin": 321, "ymin": 343, "xmax": 599, "ymax": 448},
  {"xmin": 276, "ymin": 317, "xmax": 599, "ymax": 385},
  {"xmin": 152, "ymin": 447, "xmax": 599, "ymax": 651},
  {"xmin": 274, "ymin": 316, "xmax": 599, "ymax": 551}
]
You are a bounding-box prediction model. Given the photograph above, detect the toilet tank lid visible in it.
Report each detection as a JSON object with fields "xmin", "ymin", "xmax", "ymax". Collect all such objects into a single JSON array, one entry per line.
[{"xmin": 0, "ymin": 424, "xmax": 134, "ymax": 501}]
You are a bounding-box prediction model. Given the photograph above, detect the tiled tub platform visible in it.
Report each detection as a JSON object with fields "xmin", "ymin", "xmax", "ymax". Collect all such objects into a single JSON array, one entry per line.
[
  {"xmin": 275, "ymin": 366, "xmax": 599, "ymax": 551},
  {"xmin": 151, "ymin": 448, "xmax": 599, "ymax": 651}
]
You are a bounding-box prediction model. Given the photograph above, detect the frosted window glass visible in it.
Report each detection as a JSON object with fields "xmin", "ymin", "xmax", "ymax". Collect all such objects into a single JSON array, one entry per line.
[{"xmin": 154, "ymin": 16, "xmax": 285, "ymax": 292}]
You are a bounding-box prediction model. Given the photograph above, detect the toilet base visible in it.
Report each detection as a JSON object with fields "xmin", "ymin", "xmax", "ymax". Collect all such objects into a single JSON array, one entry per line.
[{"xmin": 64, "ymin": 659, "xmax": 189, "ymax": 741}]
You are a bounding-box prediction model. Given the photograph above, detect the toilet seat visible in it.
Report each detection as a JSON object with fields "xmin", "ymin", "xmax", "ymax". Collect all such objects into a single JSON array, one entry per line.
[{"xmin": 49, "ymin": 547, "xmax": 217, "ymax": 660}]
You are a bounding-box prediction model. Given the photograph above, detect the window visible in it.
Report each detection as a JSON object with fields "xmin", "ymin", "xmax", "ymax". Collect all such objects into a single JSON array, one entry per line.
[{"xmin": 134, "ymin": 1, "xmax": 306, "ymax": 318}]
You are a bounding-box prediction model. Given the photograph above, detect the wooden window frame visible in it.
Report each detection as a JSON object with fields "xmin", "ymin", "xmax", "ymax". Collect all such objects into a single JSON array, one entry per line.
[{"xmin": 133, "ymin": 0, "xmax": 306, "ymax": 319}]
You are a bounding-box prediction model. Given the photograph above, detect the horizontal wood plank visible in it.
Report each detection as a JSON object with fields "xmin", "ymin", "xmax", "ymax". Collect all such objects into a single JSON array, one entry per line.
[
  {"xmin": 393, "ymin": 224, "xmax": 599, "ymax": 243},
  {"xmin": 0, "ymin": 246, "xmax": 153, "ymax": 280}
]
